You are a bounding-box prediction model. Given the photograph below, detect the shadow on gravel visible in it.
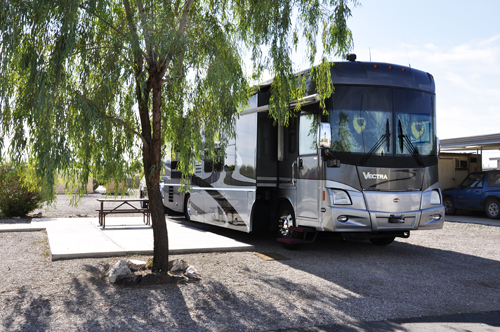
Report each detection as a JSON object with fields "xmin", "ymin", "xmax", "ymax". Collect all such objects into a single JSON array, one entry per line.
[
  {"xmin": 2, "ymin": 289, "xmax": 52, "ymax": 332},
  {"xmin": 168, "ymin": 215, "xmax": 500, "ymax": 329},
  {"xmin": 2, "ymin": 215, "xmax": 500, "ymax": 331}
]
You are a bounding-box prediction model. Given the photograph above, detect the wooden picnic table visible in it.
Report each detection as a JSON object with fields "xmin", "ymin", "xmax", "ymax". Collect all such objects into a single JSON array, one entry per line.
[{"xmin": 96, "ymin": 198, "xmax": 150, "ymax": 229}]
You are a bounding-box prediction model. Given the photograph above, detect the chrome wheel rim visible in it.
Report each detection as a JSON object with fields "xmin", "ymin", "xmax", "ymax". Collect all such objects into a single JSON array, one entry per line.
[{"xmin": 279, "ymin": 210, "xmax": 293, "ymax": 237}]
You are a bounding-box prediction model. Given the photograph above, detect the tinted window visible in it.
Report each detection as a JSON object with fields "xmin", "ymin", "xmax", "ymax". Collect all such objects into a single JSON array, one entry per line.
[
  {"xmin": 204, "ymin": 152, "xmax": 213, "ymax": 173},
  {"xmin": 329, "ymin": 86, "xmax": 392, "ymax": 156},
  {"xmin": 204, "ymin": 149, "xmax": 223, "ymax": 173},
  {"xmin": 461, "ymin": 173, "xmax": 484, "ymax": 188},
  {"xmin": 488, "ymin": 171, "xmax": 500, "ymax": 187},
  {"xmin": 395, "ymin": 90, "xmax": 436, "ymax": 156},
  {"xmin": 299, "ymin": 113, "xmax": 317, "ymax": 155},
  {"xmin": 236, "ymin": 113, "xmax": 257, "ymax": 179},
  {"xmin": 225, "ymin": 145, "xmax": 235, "ymax": 172}
]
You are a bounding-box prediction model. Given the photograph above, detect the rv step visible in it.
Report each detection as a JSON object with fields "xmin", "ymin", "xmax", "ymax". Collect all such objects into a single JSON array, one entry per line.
[
  {"xmin": 289, "ymin": 226, "xmax": 316, "ymax": 233},
  {"xmin": 277, "ymin": 227, "xmax": 318, "ymax": 247}
]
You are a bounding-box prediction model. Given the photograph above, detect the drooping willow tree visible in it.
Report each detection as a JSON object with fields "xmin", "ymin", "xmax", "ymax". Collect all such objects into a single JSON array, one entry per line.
[{"xmin": 0, "ymin": 0, "xmax": 357, "ymax": 272}]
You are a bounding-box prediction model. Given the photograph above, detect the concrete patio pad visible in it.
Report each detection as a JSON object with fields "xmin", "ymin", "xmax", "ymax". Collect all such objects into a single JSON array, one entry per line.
[{"xmin": 0, "ymin": 217, "xmax": 255, "ymax": 260}]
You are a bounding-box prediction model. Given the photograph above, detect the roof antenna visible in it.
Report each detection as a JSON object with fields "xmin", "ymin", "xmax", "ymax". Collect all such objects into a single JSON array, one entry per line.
[
  {"xmin": 404, "ymin": 38, "xmax": 411, "ymax": 68},
  {"xmin": 369, "ymin": 47, "xmax": 371, "ymax": 61}
]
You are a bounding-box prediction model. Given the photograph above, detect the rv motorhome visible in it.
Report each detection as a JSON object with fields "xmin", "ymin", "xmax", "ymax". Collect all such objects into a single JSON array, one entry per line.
[{"xmin": 162, "ymin": 57, "xmax": 445, "ymax": 247}]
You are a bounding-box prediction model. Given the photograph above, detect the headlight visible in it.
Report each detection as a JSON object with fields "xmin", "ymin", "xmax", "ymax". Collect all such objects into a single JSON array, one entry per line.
[
  {"xmin": 430, "ymin": 190, "xmax": 441, "ymax": 205},
  {"xmin": 331, "ymin": 189, "xmax": 352, "ymax": 205}
]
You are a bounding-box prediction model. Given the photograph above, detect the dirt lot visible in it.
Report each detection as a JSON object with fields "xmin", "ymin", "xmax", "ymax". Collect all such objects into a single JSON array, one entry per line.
[
  {"xmin": 1, "ymin": 195, "xmax": 500, "ymax": 331},
  {"xmin": 33, "ymin": 193, "xmax": 140, "ymax": 218}
]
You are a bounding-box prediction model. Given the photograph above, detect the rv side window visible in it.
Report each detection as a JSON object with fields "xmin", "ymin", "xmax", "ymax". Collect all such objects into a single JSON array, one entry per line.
[
  {"xmin": 204, "ymin": 149, "xmax": 223, "ymax": 173},
  {"xmin": 204, "ymin": 150, "xmax": 213, "ymax": 173},
  {"xmin": 204, "ymin": 159, "xmax": 213, "ymax": 173},
  {"xmin": 214, "ymin": 148, "xmax": 223, "ymax": 172},
  {"xmin": 299, "ymin": 113, "xmax": 317, "ymax": 155},
  {"xmin": 225, "ymin": 145, "xmax": 236, "ymax": 172},
  {"xmin": 170, "ymin": 161, "xmax": 182, "ymax": 178}
]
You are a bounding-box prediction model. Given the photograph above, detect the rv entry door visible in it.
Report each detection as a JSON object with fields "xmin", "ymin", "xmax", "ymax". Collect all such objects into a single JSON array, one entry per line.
[{"xmin": 296, "ymin": 113, "xmax": 320, "ymax": 224}]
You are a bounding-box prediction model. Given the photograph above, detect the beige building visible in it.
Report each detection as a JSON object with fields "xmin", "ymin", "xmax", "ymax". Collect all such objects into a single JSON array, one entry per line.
[{"xmin": 439, "ymin": 133, "xmax": 500, "ymax": 190}]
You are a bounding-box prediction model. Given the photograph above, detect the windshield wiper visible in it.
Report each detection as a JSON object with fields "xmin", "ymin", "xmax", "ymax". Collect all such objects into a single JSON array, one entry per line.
[
  {"xmin": 360, "ymin": 119, "xmax": 391, "ymax": 165},
  {"xmin": 398, "ymin": 120, "xmax": 424, "ymax": 166}
]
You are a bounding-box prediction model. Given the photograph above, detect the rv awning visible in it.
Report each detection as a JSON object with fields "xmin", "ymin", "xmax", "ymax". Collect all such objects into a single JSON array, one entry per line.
[
  {"xmin": 440, "ymin": 133, "xmax": 500, "ymax": 152},
  {"xmin": 240, "ymin": 94, "xmax": 320, "ymax": 116}
]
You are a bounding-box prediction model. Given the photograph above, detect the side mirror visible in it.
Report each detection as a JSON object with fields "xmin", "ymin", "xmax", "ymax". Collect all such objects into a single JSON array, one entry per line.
[
  {"xmin": 318, "ymin": 122, "xmax": 340, "ymax": 167},
  {"xmin": 318, "ymin": 123, "xmax": 331, "ymax": 149}
]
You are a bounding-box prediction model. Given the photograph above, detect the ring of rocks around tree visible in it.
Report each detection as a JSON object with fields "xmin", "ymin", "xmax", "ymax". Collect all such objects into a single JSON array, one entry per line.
[{"xmin": 108, "ymin": 258, "xmax": 202, "ymax": 286}]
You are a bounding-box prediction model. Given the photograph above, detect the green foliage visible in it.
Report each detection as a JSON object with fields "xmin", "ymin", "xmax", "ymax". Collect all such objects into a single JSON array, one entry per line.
[
  {"xmin": 0, "ymin": 162, "xmax": 48, "ymax": 217},
  {"xmin": 0, "ymin": 0, "xmax": 357, "ymax": 190},
  {"xmin": 0, "ymin": 0, "xmax": 357, "ymax": 270}
]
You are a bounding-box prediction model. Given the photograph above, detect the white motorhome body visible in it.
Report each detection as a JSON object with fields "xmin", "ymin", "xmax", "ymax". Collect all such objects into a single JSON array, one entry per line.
[{"xmin": 163, "ymin": 59, "xmax": 445, "ymax": 245}]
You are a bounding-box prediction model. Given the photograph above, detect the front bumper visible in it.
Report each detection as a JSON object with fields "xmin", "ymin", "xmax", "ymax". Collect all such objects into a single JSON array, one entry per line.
[{"xmin": 322, "ymin": 205, "xmax": 444, "ymax": 232}]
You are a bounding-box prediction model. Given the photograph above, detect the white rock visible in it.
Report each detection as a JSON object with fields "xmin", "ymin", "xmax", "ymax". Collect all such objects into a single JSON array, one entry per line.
[
  {"xmin": 170, "ymin": 259, "xmax": 188, "ymax": 272},
  {"xmin": 128, "ymin": 259, "xmax": 147, "ymax": 271},
  {"xmin": 184, "ymin": 265, "xmax": 201, "ymax": 281},
  {"xmin": 185, "ymin": 265, "xmax": 197, "ymax": 274},
  {"xmin": 109, "ymin": 260, "xmax": 133, "ymax": 283}
]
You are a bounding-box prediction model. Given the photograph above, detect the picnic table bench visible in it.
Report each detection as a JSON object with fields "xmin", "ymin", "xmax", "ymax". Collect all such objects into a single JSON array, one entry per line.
[{"xmin": 96, "ymin": 198, "xmax": 150, "ymax": 229}]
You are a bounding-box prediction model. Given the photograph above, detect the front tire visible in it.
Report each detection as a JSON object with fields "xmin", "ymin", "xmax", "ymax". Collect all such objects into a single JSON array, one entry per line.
[
  {"xmin": 278, "ymin": 202, "xmax": 298, "ymax": 250},
  {"xmin": 444, "ymin": 197, "xmax": 455, "ymax": 215},
  {"xmin": 485, "ymin": 198, "xmax": 500, "ymax": 219}
]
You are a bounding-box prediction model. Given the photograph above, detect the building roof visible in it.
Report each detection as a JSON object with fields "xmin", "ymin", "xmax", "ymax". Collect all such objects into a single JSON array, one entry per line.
[{"xmin": 440, "ymin": 133, "xmax": 500, "ymax": 151}]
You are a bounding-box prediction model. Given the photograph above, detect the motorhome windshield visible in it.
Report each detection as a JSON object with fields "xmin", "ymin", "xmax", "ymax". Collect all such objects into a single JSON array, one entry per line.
[{"xmin": 328, "ymin": 86, "xmax": 436, "ymax": 159}]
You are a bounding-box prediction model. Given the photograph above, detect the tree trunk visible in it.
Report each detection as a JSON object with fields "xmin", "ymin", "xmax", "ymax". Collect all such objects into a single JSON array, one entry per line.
[
  {"xmin": 146, "ymin": 174, "xmax": 169, "ymax": 273},
  {"xmin": 143, "ymin": 70, "xmax": 170, "ymax": 273}
]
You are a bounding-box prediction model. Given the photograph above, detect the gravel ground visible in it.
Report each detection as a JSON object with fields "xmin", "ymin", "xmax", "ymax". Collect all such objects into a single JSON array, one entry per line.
[{"xmin": 1, "ymin": 195, "xmax": 500, "ymax": 331}]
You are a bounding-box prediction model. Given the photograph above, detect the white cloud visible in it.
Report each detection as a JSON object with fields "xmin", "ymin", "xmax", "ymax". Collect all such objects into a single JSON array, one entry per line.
[
  {"xmin": 367, "ymin": 37, "xmax": 500, "ymax": 141},
  {"xmin": 480, "ymin": 34, "xmax": 500, "ymax": 46}
]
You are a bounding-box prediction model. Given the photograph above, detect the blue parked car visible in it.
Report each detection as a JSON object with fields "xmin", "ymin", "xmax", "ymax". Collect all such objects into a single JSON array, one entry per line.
[{"xmin": 442, "ymin": 170, "xmax": 500, "ymax": 219}]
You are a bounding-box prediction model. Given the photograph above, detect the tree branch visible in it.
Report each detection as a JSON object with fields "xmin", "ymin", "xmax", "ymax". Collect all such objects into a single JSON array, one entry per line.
[
  {"xmin": 71, "ymin": 45, "xmax": 127, "ymax": 56},
  {"xmin": 123, "ymin": 0, "xmax": 146, "ymax": 74},
  {"xmin": 178, "ymin": 0, "xmax": 195, "ymax": 37},
  {"xmin": 160, "ymin": 73, "xmax": 184, "ymax": 84},
  {"xmin": 78, "ymin": 5, "xmax": 127, "ymax": 39},
  {"xmin": 136, "ymin": 0, "xmax": 154, "ymax": 64},
  {"xmin": 104, "ymin": 114, "xmax": 148, "ymax": 147},
  {"xmin": 159, "ymin": 0, "xmax": 195, "ymax": 77}
]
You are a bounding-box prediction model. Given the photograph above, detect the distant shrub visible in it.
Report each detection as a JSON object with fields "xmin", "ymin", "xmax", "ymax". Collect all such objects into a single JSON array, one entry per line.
[{"xmin": 0, "ymin": 163, "xmax": 46, "ymax": 217}]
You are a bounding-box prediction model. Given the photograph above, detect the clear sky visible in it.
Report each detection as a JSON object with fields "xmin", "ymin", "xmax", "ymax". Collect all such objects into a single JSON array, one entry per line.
[{"xmin": 306, "ymin": 0, "xmax": 500, "ymax": 167}]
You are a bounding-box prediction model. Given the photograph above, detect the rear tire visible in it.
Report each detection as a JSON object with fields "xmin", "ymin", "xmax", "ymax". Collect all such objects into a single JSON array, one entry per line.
[
  {"xmin": 184, "ymin": 195, "xmax": 191, "ymax": 221},
  {"xmin": 443, "ymin": 197, "xmax": 455, "ymax": 215},
  {"xmin": 485, "ymin": 198, "xmax": 500, "ymax": 219},
  {"xmin": 370, "ymin": 237, "xmax": 395, "ymax": 246}
]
